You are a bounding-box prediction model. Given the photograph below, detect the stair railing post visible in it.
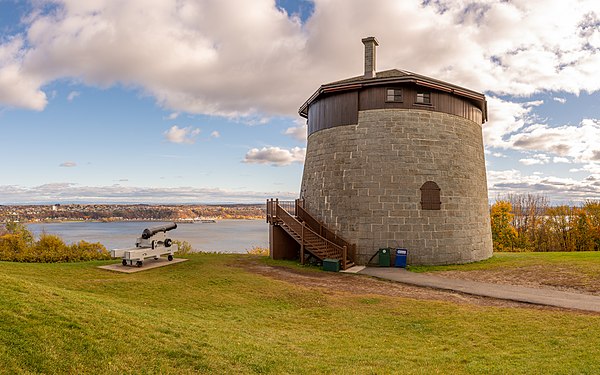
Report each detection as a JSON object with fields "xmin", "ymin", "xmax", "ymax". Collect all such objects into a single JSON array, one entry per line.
[
  {"xmin": 300, "ymin": 221, "xmax": 305, "ymax": 265},
  {"xmin": 266, "ymin": 199, "xmax": 270, "ymax": 223},
  {"xmin": 343, "ymin": 245, "xmax": 347, "ymax": 270}
]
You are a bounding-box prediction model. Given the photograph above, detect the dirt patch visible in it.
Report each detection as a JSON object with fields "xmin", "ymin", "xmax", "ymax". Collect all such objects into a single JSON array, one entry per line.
[
  {"xmin": 432, "ymin": 265, "xmax": 600, "ymax": 296},
  {"xmin": 235, "ymin": 258, "xmax": 571, "ymax": 311}
]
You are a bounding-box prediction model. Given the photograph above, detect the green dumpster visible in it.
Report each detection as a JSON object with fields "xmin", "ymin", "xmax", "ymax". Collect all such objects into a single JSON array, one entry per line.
[
  {"xmin": 378, "ymin": 248, "xmax": 391, "ymax": 267},
  {"xmin": 323, "ymin": 258, "xmax": 340, "ymax": 272}
]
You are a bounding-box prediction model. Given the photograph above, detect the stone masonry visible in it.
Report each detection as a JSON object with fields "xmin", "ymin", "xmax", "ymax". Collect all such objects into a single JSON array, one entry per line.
[{"xmin": 300, "ymin": 108, "xmax": 493, "ymax": 265}]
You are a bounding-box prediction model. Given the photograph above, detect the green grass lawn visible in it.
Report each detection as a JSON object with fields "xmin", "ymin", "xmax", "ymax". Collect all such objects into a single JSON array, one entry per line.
[
  {"xmin": 1, "ymin": 253, "xmax": 600, "ymax": 374},
  {"xmin": 409, "ymin": 251, "xmax": 600, "ymax": 275}
]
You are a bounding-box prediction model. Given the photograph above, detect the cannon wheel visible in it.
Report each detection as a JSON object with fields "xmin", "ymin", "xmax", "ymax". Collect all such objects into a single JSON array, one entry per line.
[
  {"xmin": 122, "ymin": 259, "xmax": 127, "ymax": 266},
  {"xmin": 136, "ymin": 261, "xmax": 143, "ymax": 267},
  {"xmin": 168, "ymin": 255, "xmax": 173, "ymax": 261}
]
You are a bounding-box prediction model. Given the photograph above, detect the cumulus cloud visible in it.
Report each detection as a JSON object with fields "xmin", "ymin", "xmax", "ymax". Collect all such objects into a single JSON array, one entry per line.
[
  {"xmin": 487, "ymin": 169, "xmax": 600, "ymax": 204},
  {"xmin": 243, "ymin": 146, "xmax": 305, "ymax": 166},
  {"xmin": 0, "ymin": 183, "xmax": 297, "ymax": 204},
  {"xmin": 283, "ymin": 120, "xmax": 307, "ymax": 141},
  {"xmin": 483, "ymin": 97, "xmax": 542, "ymax": 148},
  {"xmin": 0, "ymin": 36, "xmax": 47, "ymax": 110},
  {"xmin": 210, "ymin": 130, "xmax": 220, "ymax": 138},
  {"xmin": 164, "ymin": 125, "xmax": 200, "ymax": 144},
  {"xmin": 508, "ymin": 119, "xmax": 600, "ymax": 163},
  {"xmin": 519, "ymin": 153, "xmax": 550, "ymax": 166},
  {"xmin": 67, "ymin": 91, "xmax": 80, "ymax": 101},
  {"xmin": 165, "ymin": 112, "xmax": 179, "ymax": 120},
  {"xmin": 1, "ymin": 0, "xmax": 600, "ymax": 115},
  {"xmin": 59, "ymin": 161, "xmax": 77, "ymax": 167},
  {"xmin": 553, "ymin": 97, "xmax": 567, "ymax": 104}
]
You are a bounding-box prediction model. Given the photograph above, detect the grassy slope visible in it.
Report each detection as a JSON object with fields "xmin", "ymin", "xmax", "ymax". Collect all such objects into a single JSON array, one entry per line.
[{"xmin": 0, "ymin": 254, "xmax": 599, "ymax": 374}]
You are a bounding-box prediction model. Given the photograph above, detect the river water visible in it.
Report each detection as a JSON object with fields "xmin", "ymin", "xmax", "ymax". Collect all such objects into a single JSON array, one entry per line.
[{"xmin": 26, "ymin": 220, "xmax": 268, "ymax": 253}]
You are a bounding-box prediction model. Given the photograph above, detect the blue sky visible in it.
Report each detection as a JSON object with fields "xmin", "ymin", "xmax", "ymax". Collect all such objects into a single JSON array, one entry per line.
[{"xmin": 0, "ymin": 0, "xmax": 599, "ymax": 204}]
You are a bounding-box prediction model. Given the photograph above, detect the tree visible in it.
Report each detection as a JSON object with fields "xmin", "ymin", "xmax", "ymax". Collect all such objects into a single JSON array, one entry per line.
[
  {"xmin": 573, "ymin": 208, "xmax": 595, "ymax": 251},
  {"xmin": 583, "ymin": 201, "xmax": 600, "ymax": 251},
  {"xmin": 490, "ymin": 201, "xmax": 518, "ymax": 251}
]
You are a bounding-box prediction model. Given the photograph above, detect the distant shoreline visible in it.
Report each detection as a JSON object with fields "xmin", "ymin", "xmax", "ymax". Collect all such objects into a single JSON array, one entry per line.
[
  {"xmin": 4, "ymin": 217, "xmax": 265, "ymax": 225},
  {"xmin": 0, "ymin": 203, "xmax": 266, "ymax": 224}
]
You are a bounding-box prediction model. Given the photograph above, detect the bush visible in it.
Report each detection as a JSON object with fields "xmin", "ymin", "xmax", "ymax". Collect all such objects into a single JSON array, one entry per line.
[
  {"xmin": 246, "ymin": 246, "xmax": 269, "ymax": 256},
  {"xmin": 0, "ymin": 222, "xmax": 109, "ymax": 263},
  {"xmin": 173, "ymin": 240, "xmax": 193, "ymax": 256}
]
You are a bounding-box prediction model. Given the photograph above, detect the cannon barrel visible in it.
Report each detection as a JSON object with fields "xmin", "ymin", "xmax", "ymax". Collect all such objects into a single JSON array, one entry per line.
[{"xmin": 141, "ymin": 223, "xmax": 178, "ymax": 239}]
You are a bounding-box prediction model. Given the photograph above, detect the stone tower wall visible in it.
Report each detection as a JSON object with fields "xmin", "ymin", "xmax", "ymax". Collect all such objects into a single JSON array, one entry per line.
[{"xmin": 300, "ymin": 108, "xmax": 493, "ymax": 265}]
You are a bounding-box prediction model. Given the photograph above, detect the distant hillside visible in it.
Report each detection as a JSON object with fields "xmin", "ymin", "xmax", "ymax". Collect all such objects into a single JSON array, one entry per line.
[{"xmin": 0, "ymin": 203, "xmax": 265, "ymax": 222}]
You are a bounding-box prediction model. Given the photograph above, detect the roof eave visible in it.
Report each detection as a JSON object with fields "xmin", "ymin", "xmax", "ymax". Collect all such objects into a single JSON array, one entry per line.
[{"xmin": 299, "ymin": 75, "xmax": 486, "ymax": 121}]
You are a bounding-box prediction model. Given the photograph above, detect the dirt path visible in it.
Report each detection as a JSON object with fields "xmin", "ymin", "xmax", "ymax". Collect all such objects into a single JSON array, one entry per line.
[{"xmin": 236, "ymin": 258, "xmax": 569, "ymax": 311}]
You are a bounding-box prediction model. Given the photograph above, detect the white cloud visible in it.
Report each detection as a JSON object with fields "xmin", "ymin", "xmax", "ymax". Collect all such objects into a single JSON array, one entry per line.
[
  {"xmin": 553, "ymin": 157, "xmax": 570, "ymax": 163},
  {"xmin": 210, "ymin": 130, "xmax": 220, "ymax": 138},
  {"xmin": 519, "ymin": 153, "xmax": 550, "ymax": 166},
  {"xmin": 0, "ymin": 183, "xmax": 296, "ymax": 204},
  {"xmin": 283, "ymin": 120, "xmax": 307, "ymax": 141},
  {"xmin": 164, "ymin": 125, "xmax": 200, "ymax": 144},
  {"xmin": 243, "ymin": 146, "xmax": 305, "ymax": 166},
  {"xmin": 59, "ymin": 161, "xmax": 77, "ymax": 167},
  {"xmin": 508, "ymin": 118, "xmax": 600, "ymax": 163},
  {"xmin": 165, "ymin": 112, "xmax": 179, "ymax": 120},
  {"xmin": 1, "ymin": 1, "xmax": 600, "ymax": 116},
  {"xmin": 483, "ymin": 97, "xmax": 541, "ymax": 148},
  {"xmin": 487, "ymin": 169, "xmax": 600, "ymax": 204},
  {"xmin": 519, "ymin": 158, "xmax": 544, "ymax": 166},
  {"xmin": 0, "ymin": 36, "xmax": 46, "ymax": 110},
  {"xmin": 553, "ymin": 97, "xmax": 567, "ymax": 104},
  {"xmin": 67, "ymin": 91, "xmax": 80, "ymax": 101}
]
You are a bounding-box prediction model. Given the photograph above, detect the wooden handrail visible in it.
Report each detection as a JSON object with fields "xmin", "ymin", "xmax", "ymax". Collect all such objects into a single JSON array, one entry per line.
[
  {"xmin": 295, "ymin": 199, "xmax": 356, "ymax": 264},
  {"xmin": 276, "ymin": 204, "xmax": 346, "ymax": 261},
  {"xmin": 267, "ymin": 198, "xmax": 356, "ymax": 269}
]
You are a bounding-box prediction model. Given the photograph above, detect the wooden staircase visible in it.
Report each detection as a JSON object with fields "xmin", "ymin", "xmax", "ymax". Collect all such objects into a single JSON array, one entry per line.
[{"xmin": 267, "ymin": 199, "xmax": 356, "ymax": 270}]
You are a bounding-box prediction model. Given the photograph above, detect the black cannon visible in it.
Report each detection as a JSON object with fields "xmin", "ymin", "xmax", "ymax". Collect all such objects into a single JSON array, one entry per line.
[{"xmin": 141, "ymin": 223, "xmax": 178, "ymax": 240}]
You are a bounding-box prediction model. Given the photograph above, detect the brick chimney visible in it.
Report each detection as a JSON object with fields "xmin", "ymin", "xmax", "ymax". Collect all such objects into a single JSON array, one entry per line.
[{"xmin": 362, "ymin": 36, "xmax": 379, "ymax": 78}]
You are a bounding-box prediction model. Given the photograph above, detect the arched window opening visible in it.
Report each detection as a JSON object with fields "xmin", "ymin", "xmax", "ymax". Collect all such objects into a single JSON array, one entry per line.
[{"xmin": 421, "ymin": 181, "xmax": 441, "ymax": 210}]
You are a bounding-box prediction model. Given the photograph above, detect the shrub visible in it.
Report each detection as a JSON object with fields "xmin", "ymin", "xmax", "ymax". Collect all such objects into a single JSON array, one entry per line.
[
  {"xmin": 246, "ymin": 246, "xmax": 269, "ymax": 256},
  {"xmin": 173, "ymin": 240, "xmax": 193, "ymax": 256},
  {"xmin": 0, "ymin": 222, "xmax": 109, "ymax": 263}
]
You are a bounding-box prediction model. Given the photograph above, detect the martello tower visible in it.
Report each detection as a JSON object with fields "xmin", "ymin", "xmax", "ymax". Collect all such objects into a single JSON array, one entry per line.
[{"xmin": 296, "ymin": 37, "xmax": 493, "ymax": 266}]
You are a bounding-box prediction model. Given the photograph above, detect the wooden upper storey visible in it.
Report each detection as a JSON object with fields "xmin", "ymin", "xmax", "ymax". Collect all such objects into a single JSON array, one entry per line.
[{"xmin": 299, "ymin": 69, "xmax": 487, "ymax": 137}]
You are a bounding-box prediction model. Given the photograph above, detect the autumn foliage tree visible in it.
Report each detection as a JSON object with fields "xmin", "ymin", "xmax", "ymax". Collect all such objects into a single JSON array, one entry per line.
[
  {"xmin": 491, "ymin": 195, "xmax": 600, "ymax": 252},
  {"xmin": 490, "ymin": 201, "xmax": 518, "ymax": 251}
]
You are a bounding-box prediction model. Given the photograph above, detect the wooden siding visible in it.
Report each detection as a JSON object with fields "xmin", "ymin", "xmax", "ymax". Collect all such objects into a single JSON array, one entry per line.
[
  {"xmin": 307, "ymin": 84, "xmax": 483, "ymax": 136},
  {"xmin": 308, "ymin": 91, "xmax": 358, "ymax": 135}
]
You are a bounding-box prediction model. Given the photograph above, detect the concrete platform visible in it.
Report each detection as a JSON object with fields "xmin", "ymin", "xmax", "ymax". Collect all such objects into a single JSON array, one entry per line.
[
  {"xmin": 98, "ymin": 257, "xmax": 188, "ymax": 273},
  {"xmin": 341, "ymin": 265, "xmax": 366, "ymax": 274},
  {"xmin": 360, "ymin": 267, "xmax": 600, "ymax": 313}
]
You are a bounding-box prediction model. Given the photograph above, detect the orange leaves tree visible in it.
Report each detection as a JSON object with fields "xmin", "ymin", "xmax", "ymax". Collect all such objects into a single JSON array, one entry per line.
[
  {"xmin": 490, "ymin": 201, "xmax": 518, "ymax": 251},
  {"xmin": 490, "ymin": 196, "xmax": 600, "ymax": 252}
]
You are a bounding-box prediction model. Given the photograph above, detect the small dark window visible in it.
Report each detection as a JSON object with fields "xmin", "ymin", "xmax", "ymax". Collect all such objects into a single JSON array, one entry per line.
[
  {"xmin": 386, "ymin": 88, "xmax": 403, "ymax": 102},
  {"xmin": 416, "ymin": 92, "xmax": 431, "ymax": 105},
  {"xmin": 420, "ymin": 181, "xmax": 441, "ymax": 210}
]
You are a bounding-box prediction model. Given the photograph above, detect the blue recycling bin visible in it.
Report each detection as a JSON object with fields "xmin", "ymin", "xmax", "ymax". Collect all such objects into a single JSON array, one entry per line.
[{"xmin": 394, "ymin": 248, "xmax": 408, "ymax": 268}]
